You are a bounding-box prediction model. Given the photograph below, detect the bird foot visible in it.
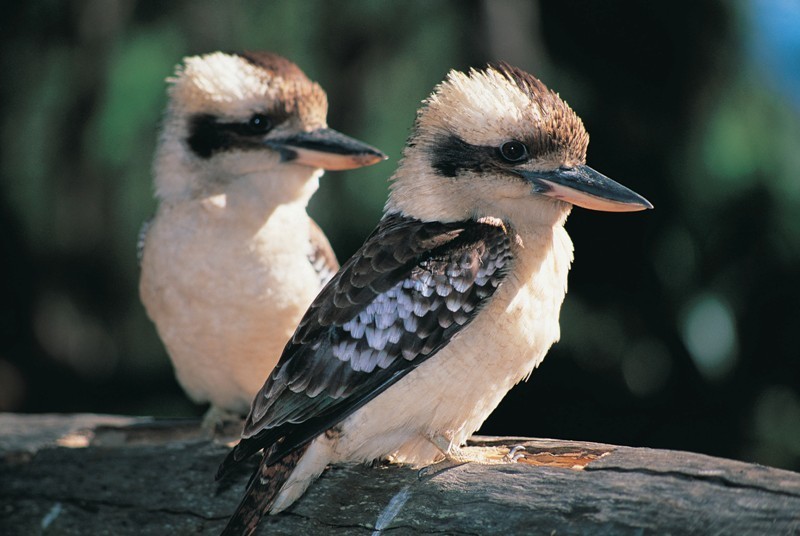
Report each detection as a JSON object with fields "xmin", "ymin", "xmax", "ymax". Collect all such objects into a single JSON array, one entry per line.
[
  {"xmin": 200, "ymin": 406, "xmax": 244, "ymax": 439},
  {"xmin": 503, "ymin": 445, "xmax": 527, "ymax": 463},
  {"xmin": 417, "ymin": 456, "xmax": 468, "ymax": 479}
]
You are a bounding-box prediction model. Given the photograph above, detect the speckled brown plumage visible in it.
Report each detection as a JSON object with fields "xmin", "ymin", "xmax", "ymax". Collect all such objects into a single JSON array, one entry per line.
[
  {"xmin": 220, "ymin": 442, "xmax": 310, "ymax": 536},
  {"xmin": 237, "ymin": 50, "xmax": 328, "ymax": 128},
  {"xmin": 218, "ymin": 60, "xmax": 649, "ymax": 536},
  {"xmin": 218, "ymin": 212, "xmax": 514, "ymax": 472},
  {"xmin": 306, "ymin": 219, "xmax": 339, "ymax": 286},
  {"xmin": 491, "ymin": 62, "xmax": 589, "ymax": 164}
]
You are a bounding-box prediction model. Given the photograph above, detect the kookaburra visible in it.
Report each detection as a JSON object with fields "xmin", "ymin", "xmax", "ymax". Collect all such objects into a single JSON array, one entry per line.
[
  {"xmin": 138, "ymin": 51, "xmax": 385, "ymax": 423},
  {"xmin": 217, "ymin": 63, "xmax": 652, "ymax": 535}
]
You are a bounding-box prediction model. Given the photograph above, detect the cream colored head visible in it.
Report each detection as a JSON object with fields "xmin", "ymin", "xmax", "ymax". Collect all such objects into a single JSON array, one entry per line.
[
  {"xmin": 418, "ymin": 63, "xmax": 587, "ymax": 167},
  {"xmin": 152, "ymin": 52, "xmax": 385, "ymax": 203},
  {"xmin": 166, "ymin": 51, "xmax": 328, "ymax": 128},
  {"xmin": 387, "ymin": 63, "xmax": 649, "ymax": 226},
  {"xmin": 388, "ymin": 63, "xmax": 590, "ymax": 226},
  {"xmin": 153, "ymin": 51, "xmax": 330, "ymax": 202}
]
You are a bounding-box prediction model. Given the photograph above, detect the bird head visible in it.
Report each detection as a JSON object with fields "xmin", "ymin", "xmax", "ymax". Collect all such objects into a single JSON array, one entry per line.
[
  {"xmin": 387, "ymin": 63, "xmax": 652, "ymax": 226},
  {"xmin": 154, "ymin": 51, "xmax": 385, "ymax": 202}
]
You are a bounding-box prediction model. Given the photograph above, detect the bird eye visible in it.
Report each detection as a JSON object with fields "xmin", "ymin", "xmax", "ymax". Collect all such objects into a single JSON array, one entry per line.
[
  {"xmin": 248, "ymin": 113, "xmax": 272, "ymax": 134},
  {"xmin": 499, "ymin": 141, "xmax": 529, "ymax": 163}
]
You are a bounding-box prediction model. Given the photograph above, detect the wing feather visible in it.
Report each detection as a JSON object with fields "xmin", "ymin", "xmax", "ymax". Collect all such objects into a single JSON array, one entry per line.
[
  {"xmin": 219, "ymin": 213, "xmax": 514, "ymax": 473},
  {"xmin": 307, "ymin": 218, "xmax": 339, "ymax": 286}
]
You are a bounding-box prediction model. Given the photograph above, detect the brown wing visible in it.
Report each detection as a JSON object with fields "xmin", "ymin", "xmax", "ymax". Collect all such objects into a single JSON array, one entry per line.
[
  {"xmin": 306, "ymin": 217, "xmax": 339, "ymax": 286},
  {"xmin": 218, "ymin": 213, "xmax": 514, "ymax": 475}
]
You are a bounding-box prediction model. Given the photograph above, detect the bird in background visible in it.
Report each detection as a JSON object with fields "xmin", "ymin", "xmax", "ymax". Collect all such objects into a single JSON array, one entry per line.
[
  {"xmin": 218, "ymin": 62, "xmax": 652, "ymax": 535},
  {"xmin": 139, "ymin": 51, "xmax": 386, "ymax": 428}
]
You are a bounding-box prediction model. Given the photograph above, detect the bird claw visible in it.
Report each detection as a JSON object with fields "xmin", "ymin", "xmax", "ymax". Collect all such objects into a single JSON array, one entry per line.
[
  {"xmin": 418, "ymin": 457, "xmax": 467, "ymax": 480},
  {"xmin": 200, "ymin": 406, "xmax": 244, "ymax": 439},
  {"xmin": 504, "ymin": 445, "xmax": 527, "ymax": 463}
]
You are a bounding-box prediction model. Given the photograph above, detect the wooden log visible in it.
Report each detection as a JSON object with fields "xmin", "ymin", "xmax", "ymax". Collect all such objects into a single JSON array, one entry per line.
[{"xmin": 1, "ymin": 413, "xmax": 798, "ymax": 535}]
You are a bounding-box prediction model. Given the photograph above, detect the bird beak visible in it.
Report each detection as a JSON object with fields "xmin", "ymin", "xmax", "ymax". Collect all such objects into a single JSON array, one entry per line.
[
  {"xmin": 266, "ymin": 128, "xmax": 387, "ymax": 171},
  {"xmin": 519, "ymin": 165, "xmax": 653, "ymax": 212}
]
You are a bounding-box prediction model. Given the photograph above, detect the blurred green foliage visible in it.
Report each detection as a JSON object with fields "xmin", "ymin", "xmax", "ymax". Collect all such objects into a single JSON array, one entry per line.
[{"xmin": 1, "ymin": 0, "xmax": 799, "ymax": 471}]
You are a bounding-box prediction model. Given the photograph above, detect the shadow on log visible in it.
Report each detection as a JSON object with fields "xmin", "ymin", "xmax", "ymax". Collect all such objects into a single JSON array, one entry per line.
[{"xmin": 1, "ymin": 413, "xmax": 799, "ymax": 535}]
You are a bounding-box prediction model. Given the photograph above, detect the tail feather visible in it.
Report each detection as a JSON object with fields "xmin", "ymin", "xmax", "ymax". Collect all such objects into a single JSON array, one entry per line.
[
  {"xmin": 216, "ymin": 444, "xmax": 243, "ymax": 481},
  {"xmin": 221, "ymin": 443, "xmax": 311, "ymax": 536}
]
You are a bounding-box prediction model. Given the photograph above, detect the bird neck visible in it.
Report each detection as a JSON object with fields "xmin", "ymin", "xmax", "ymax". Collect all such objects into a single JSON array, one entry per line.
[
  {"xmin": 153, "ymin": 137, "xmax": 322, "ymax": 212},
  {"xmin": 187, "ymin": 165, "xmax": 322, "ymax": 227},
  {"xmin": 386, "ymin": 162, "xmax": 573, "ymax": 230},
  {"xmin": 227, "ymin": 165, "xmax": 323, "ymax": 209}
]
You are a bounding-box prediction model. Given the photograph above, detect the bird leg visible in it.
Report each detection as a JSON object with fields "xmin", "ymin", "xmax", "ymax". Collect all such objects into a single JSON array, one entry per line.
[
  {"xmin": 201, "ymin": 405, "xmax": 244, "ymax": 438},
  {"xmin": 418, "ymin": 434, "xmax": 529, "ymax": 478},
  {"xmin": 427, "ymin": 432, "xmax": 467, "ymax": 461},
  {"xmin": 417, "ymin": 432, "xmax": 472, "ymax": 478}
]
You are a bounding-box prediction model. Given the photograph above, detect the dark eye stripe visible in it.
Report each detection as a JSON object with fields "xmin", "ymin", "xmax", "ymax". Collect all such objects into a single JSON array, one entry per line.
[
  {"xmin": 429, "ymin": 135, "xmax": 496, "ymax": 177},
  {"xmin": 186, "ymin": 111, "xmax": 286, "ymax": 159},
  {"xmin": 428, "ymin": 134, "xmax": 540, "ymax": 177},
  {"xmin": 187, "ymin": 114, "xmax": 227, "ymax": 158}
]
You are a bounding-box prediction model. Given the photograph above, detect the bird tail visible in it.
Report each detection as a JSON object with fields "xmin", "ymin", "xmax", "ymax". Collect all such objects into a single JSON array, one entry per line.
[{"xmin": 220, "ymin": 443, "xmax": 310, "ymax": 536}]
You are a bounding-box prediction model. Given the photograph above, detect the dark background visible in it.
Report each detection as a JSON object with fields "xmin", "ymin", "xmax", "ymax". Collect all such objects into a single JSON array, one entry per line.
[{"xmin": 2, "ymin": 1, "xmax": 799, "ymax": 471}]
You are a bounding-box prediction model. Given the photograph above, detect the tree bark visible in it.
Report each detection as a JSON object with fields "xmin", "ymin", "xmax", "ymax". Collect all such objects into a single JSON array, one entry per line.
[{"xmin": 1, "ymin": 413, "xmax": 798, "ymax": 535}]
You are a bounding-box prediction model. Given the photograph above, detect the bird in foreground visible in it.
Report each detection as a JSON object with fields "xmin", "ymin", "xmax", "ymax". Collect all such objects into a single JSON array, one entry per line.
[
  {"xmin": 139, "ymin": 51, "xmax": 385, "ymax": 425},
  {"xmin": 218, "ymin": 62, "xmax": 652, "ymax": 535}
]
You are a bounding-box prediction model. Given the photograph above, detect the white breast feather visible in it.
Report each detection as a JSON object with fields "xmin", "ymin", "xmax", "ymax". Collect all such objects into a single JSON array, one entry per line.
[
  {"xmin": 269, "ymin": 223, "xmax": 574, "ymax": 510},
  {"xmin": 139, "ymin": 170, "xmax": 324, "ymax": 414}
]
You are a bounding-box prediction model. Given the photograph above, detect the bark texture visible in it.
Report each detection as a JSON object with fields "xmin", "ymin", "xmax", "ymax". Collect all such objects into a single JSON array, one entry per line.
[{"xmin": 1, "ymin": 413, "xmax": 798, "ymax": 535}]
